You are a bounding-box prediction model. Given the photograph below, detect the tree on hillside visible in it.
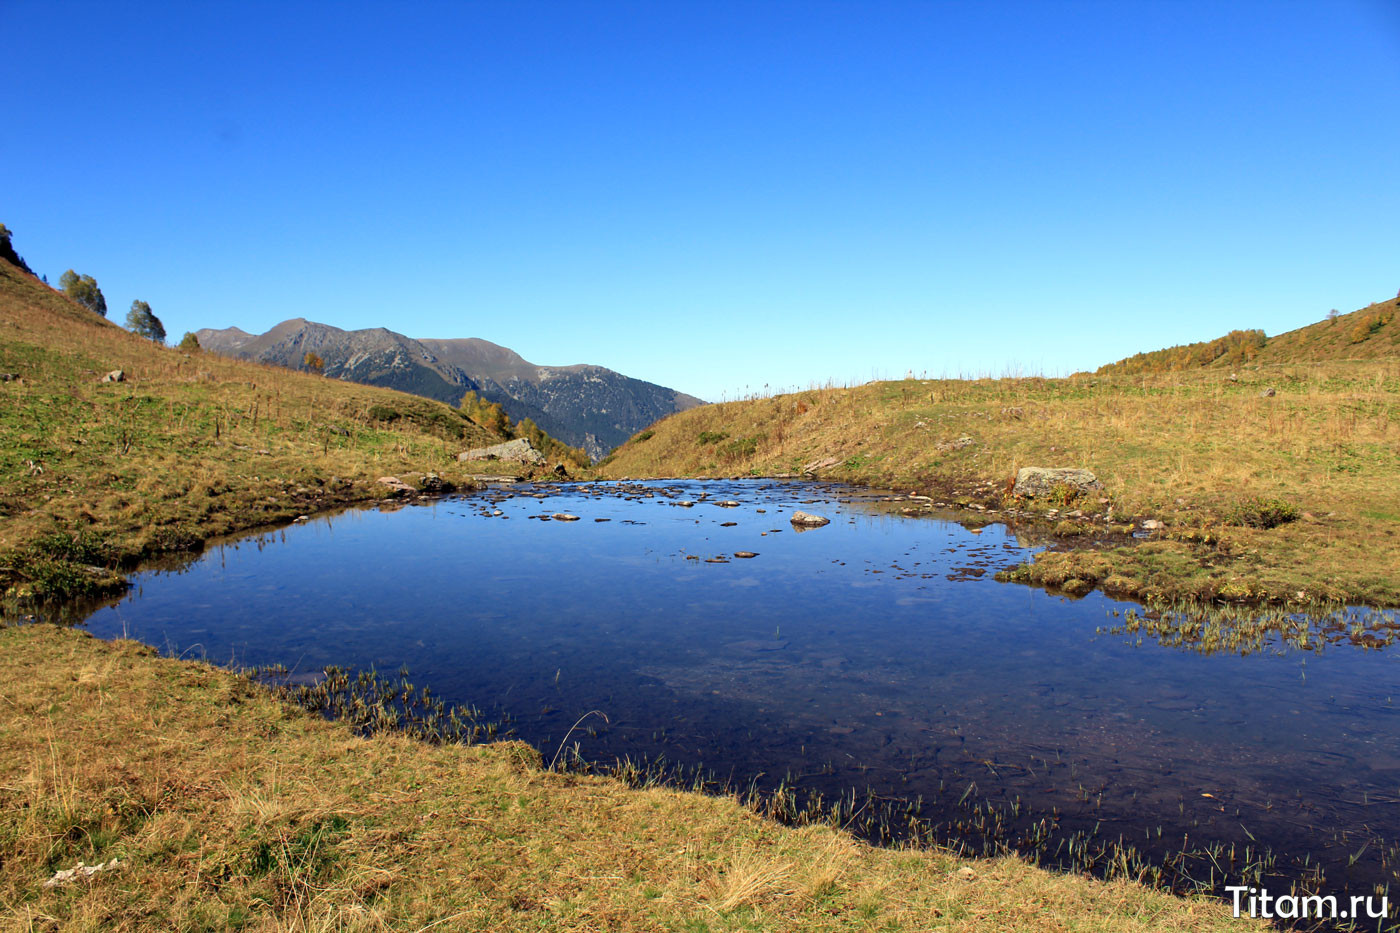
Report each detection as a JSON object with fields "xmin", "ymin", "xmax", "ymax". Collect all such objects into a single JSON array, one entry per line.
[
  {"xmin": 303, "ymin": 351, "xmax": 325, "ymax": 374},
  {"xmin": 459, "ymin": 390, "xmax": 511, "ymax": 435},
  {"xmin": 178, "ymin": 332, "xmax": 201, "ymax": 351},
  {"xmin": 1327, "ymin": 309, "xmax": 1339, "ymax": 325},
  {"xmin": 59, "ymin": 269, "xmax": 107, "ymax": 317},
  {"xmin": 125, "ymin": 300, "xmax": 166, "ymax": 343},
  {"xmin": 0, "ymin": 224, "xmax": 36, "ymax": 276}
]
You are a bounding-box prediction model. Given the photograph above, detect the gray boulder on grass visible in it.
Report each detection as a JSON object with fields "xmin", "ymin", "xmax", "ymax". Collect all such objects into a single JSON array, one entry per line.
[
  {"xmin": 457, "ymin": 438, "xmax": 546, "ymax": 464},
  {"xmin": 1012, "ymin": 467, "xmax": 1102, "ymax": 498}
]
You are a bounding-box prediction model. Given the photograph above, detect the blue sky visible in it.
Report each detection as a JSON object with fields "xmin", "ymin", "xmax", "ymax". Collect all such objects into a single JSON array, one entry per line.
[{"xmin": 6, "ymin": 0, "xmax": 1398, "ymax": 401}]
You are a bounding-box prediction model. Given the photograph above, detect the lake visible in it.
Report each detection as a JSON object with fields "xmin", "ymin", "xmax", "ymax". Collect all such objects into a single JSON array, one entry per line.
[{"xmin": 79, "ymin": 479, "xmax": 1400, "ymax": 897}]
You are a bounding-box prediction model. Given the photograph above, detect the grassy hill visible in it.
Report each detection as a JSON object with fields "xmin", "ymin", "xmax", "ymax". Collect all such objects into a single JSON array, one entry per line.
[
  {"xmin": 0, "ymin": 255, "xmax": 546, "ymax": 604},
  {"xmin": 600, "ymin": 303, "xmax": 1400, "ymax": 608},
  {"xmin": 1096, "ymin": 297, "xmax": 1400, "ymax": 376},
  {"xmin": 0, "ymin": 245, "xmax": 1265, "ymax": 930}
]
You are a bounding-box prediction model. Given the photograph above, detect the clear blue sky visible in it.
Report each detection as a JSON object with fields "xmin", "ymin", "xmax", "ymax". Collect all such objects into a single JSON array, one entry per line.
[{"xmin": 6, "ymin": 0, "xmax": 1398, "ymax": 401}]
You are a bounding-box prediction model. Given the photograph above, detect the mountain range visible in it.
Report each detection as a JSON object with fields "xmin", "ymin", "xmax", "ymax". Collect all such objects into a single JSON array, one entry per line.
[{"xmin": 194, "ymin": 319, "xmax": 703, "ymax": 460}]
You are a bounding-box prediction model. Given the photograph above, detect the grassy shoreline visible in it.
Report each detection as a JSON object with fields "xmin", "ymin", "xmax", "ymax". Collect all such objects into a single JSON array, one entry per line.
[
  {"xmin": 0, "ymin": 623, "xmax": 1262, "ymax": 932},
  {"xmin": 599, "ymin": 357, "xmax": 1400, "ymax": 609}
]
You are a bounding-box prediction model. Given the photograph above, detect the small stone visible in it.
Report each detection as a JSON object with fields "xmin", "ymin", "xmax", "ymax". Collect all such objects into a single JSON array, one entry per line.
[
  {"xmin": 1260, "ymin": 386, "xmax": 1276, "ymax": 397},
  {"xmin": 101, "ymin": 369, "xmax": 124, "ymax": 383},
  {"xmin": 551, "ymin": 513, "xmax": 581, "ymax": 521},
  {"xmin": 734, "ymin": 551, "xmax": 758, "ymax": 558},
  {"xmin": 1140, "ymin": 519, "xmax": 1164, "ymax": 531},
  {"xmin": 789, "ymin": 511, "xmax": 830, "ymax": 527}
]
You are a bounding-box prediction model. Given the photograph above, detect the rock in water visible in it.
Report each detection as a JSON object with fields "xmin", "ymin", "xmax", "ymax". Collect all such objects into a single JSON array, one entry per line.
[
  {"xmin": 1012, "ymin": 467, "xmax": 1102, "ymax": 498},
  {"xmin": 457, "ymin": 438, "xmax": 546, "ymax": 464},
  {"xmin": 789, "ymin": 510, "xmax": 830, "ymax": 527},
  {"xmin": 551, "ymin": 513, "xmax": 581, "ymax": 521},
  {"xmin": 376, "ymin": 476, "xmax": 415, "ymax": 495}
]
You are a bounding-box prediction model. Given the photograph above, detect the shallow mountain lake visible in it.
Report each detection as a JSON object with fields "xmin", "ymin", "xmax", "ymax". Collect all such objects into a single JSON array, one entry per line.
[{"xmin": 80, "ymin": 479, "xmax": 1399, "ymax": 893}]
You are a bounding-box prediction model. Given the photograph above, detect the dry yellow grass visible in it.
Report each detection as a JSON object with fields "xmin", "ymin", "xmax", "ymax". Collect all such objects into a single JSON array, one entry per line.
[
  {"xmin": 0, "ymin": 623, "xmax": 1264, "ymax": 932},
  {"xmin": 601, "ymin": 359, "xmax": 1400, "ymax": 606}
]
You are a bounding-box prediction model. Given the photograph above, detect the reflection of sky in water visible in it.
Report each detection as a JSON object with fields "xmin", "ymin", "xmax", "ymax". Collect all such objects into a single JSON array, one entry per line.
[{"xmin": 84, "ymin": 480, "xmax": 1400, "ymax": 888}]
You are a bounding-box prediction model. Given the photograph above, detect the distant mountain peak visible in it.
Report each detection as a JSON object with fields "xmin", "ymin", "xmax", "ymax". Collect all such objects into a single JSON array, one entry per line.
[{"xmin": 195, "ymin": 319, "xmax": 703, "ymax": 460}]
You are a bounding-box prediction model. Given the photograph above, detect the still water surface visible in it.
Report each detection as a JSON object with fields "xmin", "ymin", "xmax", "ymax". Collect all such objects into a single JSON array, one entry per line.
[{"xmin": 82, "ymin": 480, "xmax": 1400, "ymax": 892}]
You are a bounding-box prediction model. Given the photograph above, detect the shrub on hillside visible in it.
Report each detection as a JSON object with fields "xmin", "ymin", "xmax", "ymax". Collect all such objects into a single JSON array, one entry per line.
[
  {"xmin": 718, "ymin": 435, "xmax": 762, "ymax": 460},
  {"xmin": 1223, "ymin": 497, "xmax": 1299, "ymax": 529},
  {"xmin": 1097, "ymin": 329, "xmax": 1267, "ymax": 376}
]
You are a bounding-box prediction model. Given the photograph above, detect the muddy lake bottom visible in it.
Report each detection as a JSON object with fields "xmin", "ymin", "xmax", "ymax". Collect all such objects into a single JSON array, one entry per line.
[{"xmin": 76, "ymin": 480, "xmax": 1400, "ymax": 909}]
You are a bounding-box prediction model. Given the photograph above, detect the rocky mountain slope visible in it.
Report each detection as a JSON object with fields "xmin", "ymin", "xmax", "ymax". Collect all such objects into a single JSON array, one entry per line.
[{"xmin": 196, "ymin": 320, "xmax": 703, "ymax": 460}]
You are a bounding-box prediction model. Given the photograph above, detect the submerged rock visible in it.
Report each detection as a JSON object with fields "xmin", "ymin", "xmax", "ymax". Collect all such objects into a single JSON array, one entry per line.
[{"xmin": 1012, "ymin": 467, "xmax": 1102, "ymax": 498}]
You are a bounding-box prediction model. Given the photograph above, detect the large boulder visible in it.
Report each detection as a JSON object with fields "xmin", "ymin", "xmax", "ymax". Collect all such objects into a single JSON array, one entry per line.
[
  {"xmin": 789, "ymin": 510, "xmax": 830, "ymax": 527},
  {"xmin": 457, "ymin": 438, "xmax": 546, "ymax": 464},
  {"xmin": 1013, "ymin": 467, "xmax": 1102, "ymax": 499},
  {"xmin": 802, "ymin": 456, "xmax": 842, "ymax": 474}
]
